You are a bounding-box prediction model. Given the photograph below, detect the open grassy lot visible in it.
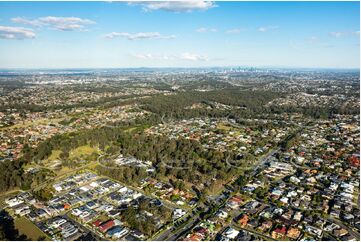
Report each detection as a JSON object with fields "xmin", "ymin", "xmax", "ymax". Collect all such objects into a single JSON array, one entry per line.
[
  {"xmin": 46, "ymin": 150, "xmax": 62, "ymax": 162},
  {"xmin": 69, "ymin": 145, "xmax": 100, "ymax": 160},
  {"xmin": 217, "ymin": 122, "xmax": 232, "ymax": 131},
  {"xmin": 14, "ymin": 217, "xmax": 49, "ymax": 240},
  {"xmin": 39, "ymin": 149, "xmax": 62, "ymax": 168},
  {"xmin": 56, "ymin": 166, "xmax": 73, "ymax": 176},
  {"xmin": 0, "ymin": 118, "xmax": 63, "ymax": 131}
]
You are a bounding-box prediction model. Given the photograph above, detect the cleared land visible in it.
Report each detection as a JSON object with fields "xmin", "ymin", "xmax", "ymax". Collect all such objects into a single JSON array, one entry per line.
[
  {"xmin": 14, "ymin": 217, "xmax": 49, "ymax": 240},
  {"xmin": 69, "ymin": 145, "xmax": 100, "ymax": 160}
]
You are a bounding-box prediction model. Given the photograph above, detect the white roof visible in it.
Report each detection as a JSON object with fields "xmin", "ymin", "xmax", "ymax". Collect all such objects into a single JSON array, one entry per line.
[{"xmin": 225, "ymin": 228, "xmax": 239, "ymax": 239}]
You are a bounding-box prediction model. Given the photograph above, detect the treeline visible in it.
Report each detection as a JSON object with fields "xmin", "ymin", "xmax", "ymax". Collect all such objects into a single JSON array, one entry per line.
[
  {"xmin": 0, "ymin": 159, "xmax": 27, "ymax": 193},
  {"xmin": 0, "ymin": 93, "xmax": 146, "ymax": 113},
  {"xmin": 86, "ymin": 130, "xmax": 242, "ymax": 186},
  {"xmin": 269, "ymin": 104, "xmax": 359, "ymax": 119},
  {"xmin": 96, "ymin": 165, "xmax": 148, "ymax": 187},
  {"xmin": 0, "ymin": 158, "xmax": 55, "ymax": 193},
  {"xmin": 139, "ymin": 89, "xmax": 357, "ymax": 120},
  {"xmin": 113, "ymin": 133, "xmax": 241, "ymax": 186},
  {"xmin": 139, "ymin": 89, "xmax": 281, "ymax": 120}
]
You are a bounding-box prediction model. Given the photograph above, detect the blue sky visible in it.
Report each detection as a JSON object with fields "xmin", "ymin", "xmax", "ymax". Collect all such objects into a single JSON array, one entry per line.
[{"xmin": 0, "ymin": 1, "xmax": 359, "ymax": 68}]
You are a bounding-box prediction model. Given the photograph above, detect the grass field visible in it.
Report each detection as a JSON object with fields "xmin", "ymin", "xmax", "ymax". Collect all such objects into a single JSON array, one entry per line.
[
  {"xmin": 217, "ymin": 122, "xmax": 232, "ymax": 131},
  {"xmin": 40, "ymin": 150, "xmax": 62, "ymax": 168},
  {"xmin": 46, "ymin": 150, "xmax": 62, "ymax": 162},
  {"xmin": 0, "ymin": 118, "xmax": 63, "ymax": 131},
  {"xmin": 14, "ymin": 217, "xmax": 49, "ymax": 240},
  {"xmin": 69, "ymin": 145, "xmax": 99, "ymax": 160},
  {"xmin": 56, "ymin": 166, "xmax": 73, "ymax": 176}
]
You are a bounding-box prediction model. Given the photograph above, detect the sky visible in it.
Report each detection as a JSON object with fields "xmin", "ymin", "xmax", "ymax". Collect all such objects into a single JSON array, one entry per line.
[{"xmin": 0, "ymin": 1, "xmax": 359, "ymax": 69}]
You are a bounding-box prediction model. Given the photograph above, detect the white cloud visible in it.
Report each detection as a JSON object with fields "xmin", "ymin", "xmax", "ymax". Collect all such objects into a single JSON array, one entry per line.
[
  {"xmin": 131, "ymin": 53, "xmax": 155, "ymax": 60},
  {"xmin": 329, "ymin": 31, "xmax": 360, "ymax": 38},
  {"xmin": 0, "ymin": 25, "xmax": 35, "ymax": 40},
  {"xmin": 307, "ymin": 36, "xmax": 318, "ymax": 44},
  {"xmin": 11, "ymin": 16, "xmax": 95, "ymax": 31},
  {"xmin": 131, "ymin": 52, "xmax": 208, "ymax": 61},
  {"xmin": 11, "ymin": 17, "xmax": 42, "ymax": 27},
  {"xmin": 105, "ymin": 32, "xmax": 175, "ymax": 40},
  {"xmin": 196, "ymin": 27, "xmax": 217, "ymax": 33},
  {"xmin": 180, "ymin": 52, "xmax": 208, "ymax": 61},
  {"xmin": 329, "ymin": 32, "xmax": 344, "ymax": 38},
  {"xmin": 129, "ymin": 1, "xmax": 216, "ymax": 12},
  {"xmin": 258, "ymin": 26, "xmax": 279, "ymax": 32},
  {"xmin": 131, "ymin": 53, "xmax": 176, "ymax": 60},
  {"xmin": 225, "ymin": 28, "xmax": 243, "ymax": 34}
]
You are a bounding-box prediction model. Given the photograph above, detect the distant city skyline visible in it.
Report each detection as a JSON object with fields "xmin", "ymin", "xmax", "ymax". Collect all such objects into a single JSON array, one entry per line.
[{"xmin": 0, "ymin": 1, "xmax": 359, "ymax": 69}]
